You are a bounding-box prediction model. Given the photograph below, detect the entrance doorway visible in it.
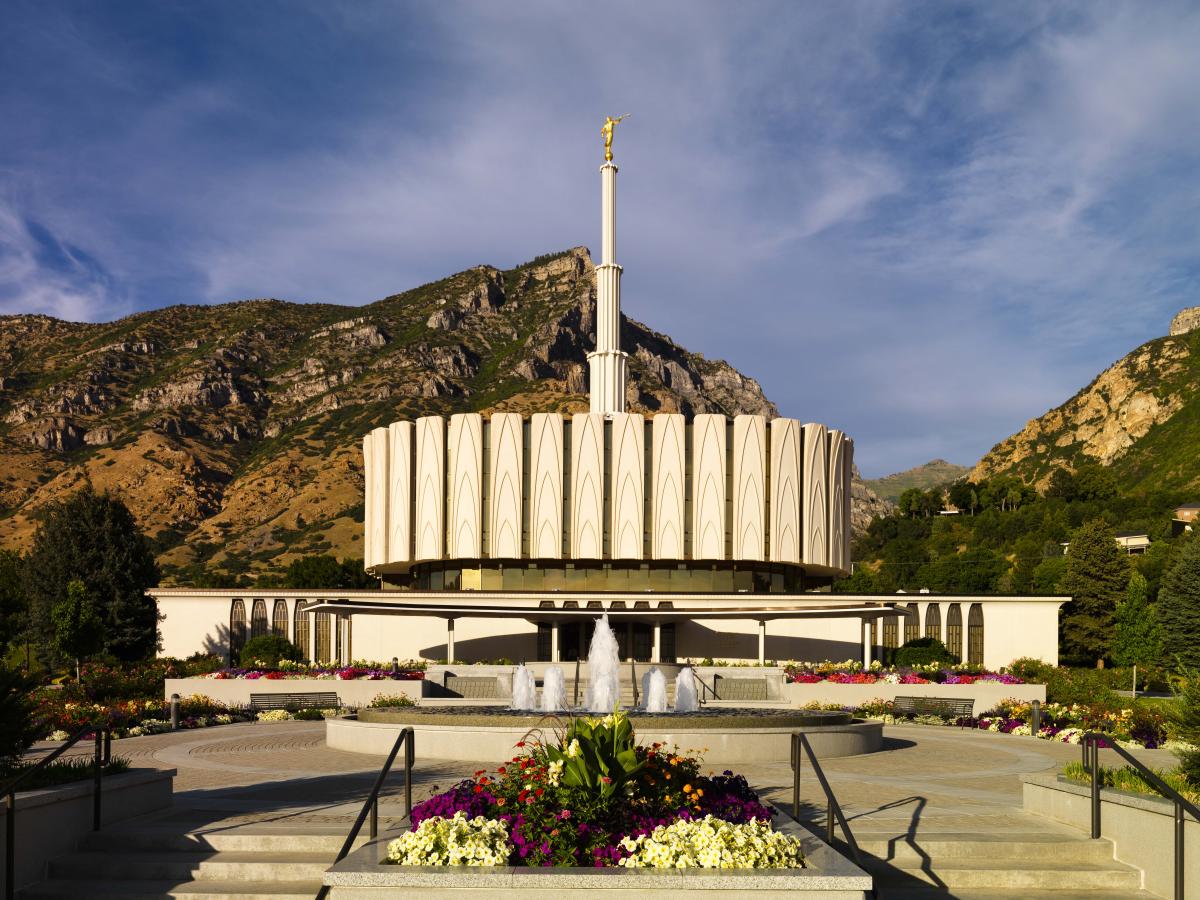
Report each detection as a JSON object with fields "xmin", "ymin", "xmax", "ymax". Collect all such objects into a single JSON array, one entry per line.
[{"xmin": 536, "ymin": 621, "xmax": 675, "ymax": 663}]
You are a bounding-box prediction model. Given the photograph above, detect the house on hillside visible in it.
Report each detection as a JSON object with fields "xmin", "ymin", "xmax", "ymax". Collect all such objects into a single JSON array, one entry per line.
[
  {"xmin": 1172, "ymin": 502, "xmax": 1200, "ymax": 536},
  {"xmin": 1061, "ymin": 531, "xmax": 1151, "ymax": 556}
]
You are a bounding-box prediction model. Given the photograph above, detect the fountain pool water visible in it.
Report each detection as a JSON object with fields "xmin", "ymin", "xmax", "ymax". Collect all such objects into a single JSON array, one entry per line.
[
  {"xmin": 643, "ymin": 667, "xmax": 668, "ymax": 712},
  {"xmin": 673, "ymin": 666, "xmax": 699, "ymax": 712},
  {"xmin": 511, "ymin": 665, "xmax": 537, "ymax": 710},
  {"xmin": 541, "ymin": 665, "xmax": 567, "ymax": 712},
  {"xmin": 585, "ymin": 614, "xmax": 621, "ymax": 713}
]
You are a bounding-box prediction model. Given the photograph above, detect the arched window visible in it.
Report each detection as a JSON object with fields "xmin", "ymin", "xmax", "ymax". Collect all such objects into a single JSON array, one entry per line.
[
  {"xmin": 294, "ymin": 601, "xmax": 310, "ymax": 660},
  {"xmin": 882, "ymin": 616, "xmax": 899, "ymax": 651},
  {"xmin": 924, "ymin": 604, "xmax": 941, "ymax": 642},
  {"xmin": 229, "ymin": 599, "xmax": 247, "ymax": 663},
  {"xmin": 272, "ymin": 600, "xmax": 288, "ymax": 637},
  {"xmin": 945, "ymin": 604, "xmax": 963, "ymax": 661},
  {"xmin": 903, "ymin": 603, "xmax": 921, "ymax": 644},
  {"xmin": 250, "ymin": 599, "xmax": 268, "ymax": 640},
  {"xmin": 967, "ymin": 603, "xmax": 984, "ymax": 666},
  {"xmin": 315, "ymin": 610, "xmax": 332, "ymax": 664}
]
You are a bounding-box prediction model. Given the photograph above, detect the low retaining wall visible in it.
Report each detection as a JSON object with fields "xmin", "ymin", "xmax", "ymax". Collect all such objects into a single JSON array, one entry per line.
[
  {"xmin": 783, "ymin": 681, "xmax": 1045, "ymax": 715},
  {"xmin": 1023, "ymin": 773, "xmax": 1199, "ymax": 898},
  {"xmin": 0, "ymin": 768, "xmax": 175, "ymax": 891},
  {"xmin": 323, "ymin": 805, "xmax": 871, "ymax": 898},
  {"xmin": 327, "ymin": 714, "xmax": 882, "ymax": 763},
  {"xmin": 164, "ymin": 677, "xmax": 422, "ymax": 707}
]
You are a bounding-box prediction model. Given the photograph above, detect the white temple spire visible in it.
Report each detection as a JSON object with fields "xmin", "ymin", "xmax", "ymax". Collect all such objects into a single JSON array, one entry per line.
[{"xmin": 588, "ymin": 155, "xmax": 628, "ymax": 414}]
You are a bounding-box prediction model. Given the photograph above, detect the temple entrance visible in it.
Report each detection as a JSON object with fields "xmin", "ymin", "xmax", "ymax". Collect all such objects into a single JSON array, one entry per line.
[{"xmin": 536, "ymin": 621, "xmax": 674, "ymax": 663}]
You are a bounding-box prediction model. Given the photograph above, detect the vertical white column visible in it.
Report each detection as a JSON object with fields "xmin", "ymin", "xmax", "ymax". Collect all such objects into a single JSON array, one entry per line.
[
  {"xmin": 307, "ymin": 603, "xmax": 317, "ymax": 663},
  {"xmin": 551, "ymin": 623, "xmax": 560, "ymax": 663},
  {"xmin": 652, "ymin": 623, "xmax": 661, "ymax": 664},
  {"xmin": 447, "ymin": 619, "xmax": 456, "ymax": 664},
  {"xmin": 588, "ymin": 162, "xmax": 627, "ymax": 414},
  {"xmin": 862, "ymin": 620, "xmax": 873, "ymax": 668},
  {"xmin": 758, "ymin": 620, "xmax": 766, "ymax": 665}
]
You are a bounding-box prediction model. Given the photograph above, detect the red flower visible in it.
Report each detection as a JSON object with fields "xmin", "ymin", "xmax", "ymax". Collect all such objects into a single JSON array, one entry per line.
[
  {"xmin": 535, "ymin": 787, "xmax": 544, "ymax": 797},
  {"xmin": 516, "ymin": 741, "xmax": 526, "ymax": 748},
  {"xmin": 473, "ymin": 785, "xmax": 483, "ymax": 794}
]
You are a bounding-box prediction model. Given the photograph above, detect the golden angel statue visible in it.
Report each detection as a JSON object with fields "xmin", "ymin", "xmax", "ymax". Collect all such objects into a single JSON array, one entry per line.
[{"xmin": 601, "ymin": 114, "xmax": 630, "ymax": 162}]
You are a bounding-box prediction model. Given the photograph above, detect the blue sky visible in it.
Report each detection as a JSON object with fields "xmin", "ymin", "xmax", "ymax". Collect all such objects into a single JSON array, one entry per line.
[{"xmin": 2, "ymin": 2, "xmax": 1198, "ymax": 477}]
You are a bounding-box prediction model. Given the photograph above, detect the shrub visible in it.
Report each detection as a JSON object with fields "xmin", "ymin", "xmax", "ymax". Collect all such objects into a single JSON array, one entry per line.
[
  {"xmin": 182, "ymin": 653, "xmax": 224, "ymax": 676},
  {"xmin": 0, "ymin": 665, "xmax": 40, "ymax": 766},
  {"xmin": 238, "ymin": 634, "xmax": 304, "ymax": 668},
  {"xmin": 291, "ymin": 707, "xmax": 331, "ymax": 720},
  {"xmin": 1175, "ymin": 668, "xmax": 1200, "ymax": 788},
  {"xmin": 893, "ymin": 637, "xmax": 957, "ymax": 668}
]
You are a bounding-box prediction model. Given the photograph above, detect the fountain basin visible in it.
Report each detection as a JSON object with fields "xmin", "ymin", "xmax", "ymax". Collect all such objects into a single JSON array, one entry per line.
[{"xmin": 328, "ymin": 707, "xmax": 881, "ymax": 763}]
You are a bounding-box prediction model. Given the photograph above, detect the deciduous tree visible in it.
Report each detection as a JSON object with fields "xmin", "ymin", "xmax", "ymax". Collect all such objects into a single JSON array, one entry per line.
[
  {"xmin": 52, "ymin": 579, "xmax": 103, "ymax": 681},
  {"xmin": 1110, "ymin": 571, "xmax": 1163, "ymax": 668}
]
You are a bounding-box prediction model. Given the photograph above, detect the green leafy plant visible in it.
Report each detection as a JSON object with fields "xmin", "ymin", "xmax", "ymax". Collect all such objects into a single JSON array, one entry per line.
[
  {"xmin": 893, "ymin": 637, "xmax": 957, "ymax": 667},
  {"xmin": 51, "ymin": 579, "xmax": 103, "ymax": 681},
  {"xmin": 544, "ymin": 710, "xmax": 645, "ymax": 799},
  {"xmin": 0, "ymin": 664, "xmax": 40, "ymax": 767},
  {"xmin": 369, "ymin": 694, "xmax": 416, "ymax": 708},
  {"xmin": 1173, "ymin": 666, "xmax": 1200, "ymax": 788},
  {"xmin": 238, "ymin": 634, "xmax": 304, "ymax": 668},
  {"xmin": 1062, "ymin": 760, "xmax": 1198, "ymax": 804}
]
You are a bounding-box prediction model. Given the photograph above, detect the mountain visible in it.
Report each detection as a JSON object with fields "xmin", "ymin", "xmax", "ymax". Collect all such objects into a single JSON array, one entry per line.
[
  {"xmin": 0, "ymin": 247, "xmax": 886, "ymax": 583},
  {"xmin": 972, "ymin": 310, "xmax": 1200, "ymax": 493},
  {"xmin": 863, "ymin": 459, "xmax": 969, "ymax": 503}
]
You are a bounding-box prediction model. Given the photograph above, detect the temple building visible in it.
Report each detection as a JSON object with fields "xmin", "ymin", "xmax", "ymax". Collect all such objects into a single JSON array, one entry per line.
[{"xmin": 153, "ymin": 129, "xmax": 1066, "ymax": 670}]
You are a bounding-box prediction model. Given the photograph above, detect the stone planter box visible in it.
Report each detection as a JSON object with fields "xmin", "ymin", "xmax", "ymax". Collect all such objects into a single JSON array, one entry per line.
[
  {"xmin": 164, "ymin": 677, "xmax": 422, "ymax": 707},
  {"xmin": 322, "ymin": 807, "xmax": 871, "ymax": 899},
  {"xmin": 0, "ymin": 768, "xmax": 174, "ymax": 891},
  {"xmin": 1023, "ymin": 773, "xmax": 1199, "ymax": 898},
  {"xmin": 783, "ymin": 681, "xmax": 1045, "ymax": 715}
]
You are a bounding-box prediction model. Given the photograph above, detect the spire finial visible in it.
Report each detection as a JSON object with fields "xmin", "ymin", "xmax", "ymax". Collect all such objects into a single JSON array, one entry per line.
[{"xmin": 601, "ymin": 114, "xmax": 630, "ymax": 162}]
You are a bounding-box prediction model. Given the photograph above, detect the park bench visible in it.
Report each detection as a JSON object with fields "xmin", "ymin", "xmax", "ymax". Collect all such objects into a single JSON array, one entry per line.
[
  {"xmin": 716, "ymin": 678, "xmax": 768, "ymax": 702},
  {"xmin": 249, "ymin": 691, "xmax": 340, "ymax": 710},
  {"xmin": 891, "ymin": 695, "xmax": 974, "ymax": 723},
  {"xmin": 443, "ymin": 675, "xmax": 501, "ymax": 699}
]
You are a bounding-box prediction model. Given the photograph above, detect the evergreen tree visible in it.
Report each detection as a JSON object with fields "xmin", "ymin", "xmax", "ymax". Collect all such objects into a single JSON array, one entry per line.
[
  {"xmin": 1057, "ymin": 519, "xmax": 1129, "ymax": 665},
  {"xmin": 1157, "ymin": 537, "xmax": 1200, "ymax": 668},
  {"xmin": 23, "ymin": 486, "xmax": 160, "ymax": 663},
  {"xmin": 0, "ymin": 550, "xmax": 25, "ymax": 654},
  {"xmin": 52, "ymin": 579, "xmax": 103, "ymax": 681},
  {"xmin": 1110, "ymin": 571, "xmax": 1163, "ymax": 667},
  {"xmin": 1175, "ymin": 668, "xmax": 1200, "ymax": 788},
  {"xmin": 283, "ymin": 555, "xmax": 377, "ymax": 589}
]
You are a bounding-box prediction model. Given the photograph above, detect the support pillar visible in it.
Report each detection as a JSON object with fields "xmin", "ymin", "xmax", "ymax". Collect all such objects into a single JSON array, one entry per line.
[
  {"xmin": 652, "ymin": 623, "xmax": 661, "ymax": 664},
  {"xmin": 307, "ymin": 602, "xmax": 317, "ymax": 664},
  {"xmin": 446, "ymin": 618, "xmax": 456, "ymax": 664},
  {"xmin": 551, "ymin": 623, "xmax": 560, "ymax": 663},
  {"xmin": 862, "ymin": 619, "xmax": 873, "ymax": 668},
  {"xmin": 758, "ymin": 620, "xmax": 766, "ymax": 665}
]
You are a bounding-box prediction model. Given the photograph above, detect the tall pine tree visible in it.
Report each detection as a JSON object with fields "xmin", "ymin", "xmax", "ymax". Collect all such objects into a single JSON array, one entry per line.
[
  {"xmin": 1057, "ymin": 519, "xmax": 1128, "ymax": 665},
  {"xmin": 1157, "ymin": 536, "xmax": 1200, "ymax": 668},
  {"xmin": 23, "ymin": 486, "xmax": 160, "ymax": 663}
]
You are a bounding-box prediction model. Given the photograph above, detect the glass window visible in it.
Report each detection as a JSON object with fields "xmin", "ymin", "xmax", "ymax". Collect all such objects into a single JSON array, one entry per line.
[
  {"xmin": 903, "ymin": 603, "xmax": 921, "ymax": 644},
  {"xmin": 882, "ymin": 616, "xmax": 899, "ymax": 650},
  {"xmin": 967, "ymin": 604, "xmax": 984, "ymax": 666},
  {"xmin": 250, "ymin": 600, "xmax": 268, "ymax": 640},
  {"xmin": 315, "ymin": 611, "xmax": 332, "ymax": 664},
  {"xmin": 924, "ymin": 604, "xmax": 941, "ymax": 642},
  {"xmin": 946, "ymin": 604, "xmax": 963, "ymax": 661},
  {"xmin": 229, "ymin": 600, "xmax": 246, "ymax": 663},
  {"xmin": 293, "ymin": 601, "xmax": 310, "ymax": 659},
  {"xmin": 272, "ymin": 600, "xmax": 288, "ymax": 637}
]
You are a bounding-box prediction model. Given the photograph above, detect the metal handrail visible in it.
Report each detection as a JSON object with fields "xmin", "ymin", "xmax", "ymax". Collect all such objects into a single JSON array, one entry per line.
[
  {"xmin": 791, "ymin": 731, "xmax": 862, "ymax": 867},
  {"xmin": 315, "ymin": 725, "xmax": 413, "ymax": 900},
  {"xmin": 5, "ymin": 722, "xmax": 113, "ymax": 900},
  {"xmin": 1080, "ymin": 732, "xmax": 1198, "ymax": 900},
  {"xmin": 691, "ymin": 669, "xmax": 715, "ymax": 706}
]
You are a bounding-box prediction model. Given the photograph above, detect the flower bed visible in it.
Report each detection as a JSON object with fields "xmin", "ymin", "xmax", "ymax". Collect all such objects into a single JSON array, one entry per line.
[
  {"xmin": 38, "ymin": 692, "xmax": 257, "ymax": 741},
  {"xmin": 784, "ymin": 659, "xmax": 1023, "ymax": 685},
  {"xmin": 202, "ymin": 658, "xmax": 426, "ymax": 681},
  {"xmin": 389, "ymin": 711, "xmax": 803, "ymax": 869},
  {"xmin": 846, "ymin": 696, "xmax": 1173, "ymax": 750}
]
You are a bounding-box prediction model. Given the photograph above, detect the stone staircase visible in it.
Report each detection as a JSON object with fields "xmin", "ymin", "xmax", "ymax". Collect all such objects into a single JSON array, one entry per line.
[
  {"xmin": 852, "ymin": 830, "xmax": 1155, "ymax": 898},
  {"xmin": 18, "ymin": 814, "xmax": 370, "ymax": 899}
]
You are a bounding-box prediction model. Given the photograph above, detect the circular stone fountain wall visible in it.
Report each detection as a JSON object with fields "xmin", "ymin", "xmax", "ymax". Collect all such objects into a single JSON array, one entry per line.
[{"xmin": 327, "ymin": 707, "xmax": 882, "ymax": 763}]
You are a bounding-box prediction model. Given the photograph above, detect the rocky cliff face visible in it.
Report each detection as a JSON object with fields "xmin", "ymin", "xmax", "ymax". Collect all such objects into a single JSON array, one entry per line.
[
  {"xmin": 972, "ymin": 313, "xmax": 1200, "ymax": 492},
  {"xmin": 0, "ymin": 248, "xmax": 885, "ymax": 583}
]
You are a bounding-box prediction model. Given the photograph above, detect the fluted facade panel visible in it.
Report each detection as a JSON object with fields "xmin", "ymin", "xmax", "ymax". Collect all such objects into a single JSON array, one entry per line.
[
  {"xmin": 692, "ymin": 414, "xmax": 727, "ymax": 560},
  {"xmin": 769, "ymin": 418, "xmax": 802, "ymax": 564},
  {"xmin": 827, "ymin": 430, "xmax": 847, "ymax": 572},
  {"xmin": 363, "ymin": 427, "xmax": 388, "ymax": 568},
  {"xmin": 733, "ymin": 415, "xmax": 766, "ymax": 561},
  {"xmin": 529, "ymin": 413, "xmax": 564, "ymax": 558},
  {"xmin": 448, "ymin": 414, "xmax": 482, "ymax": 558},
  {"xmin": 488, "ymin": 413, "xmax": 523, "ymax": 558},
  {"xmin": 803, "ymin": 423, "xmax": 828, "ymax": 566},
  {"xmin": 387, "ymin": 421, "xmax": 413, "ymax": 563},
  {"xmin": 651, "ymin": 414, "xmax": 686, "ymax": 559},
  {"xmin": 571, "ymin": 413, "xmax": 605, "ymax": 558},
  {"xmin": 609, "ymin": 412, "xmax": 645, "ymax": 559},
  {"xmin": 415, "ymin": 416, "xmax": 445, "ymax": 561}
]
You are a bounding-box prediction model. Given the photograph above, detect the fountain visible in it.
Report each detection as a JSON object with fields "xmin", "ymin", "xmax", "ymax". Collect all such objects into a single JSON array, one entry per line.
[
  {"xmin": 642, "ymin": 666, "xmax": 668, "ymax": 712},
  {"xmin": 541, "ymin": 665, "xmax": 567, "ymax": 712},
  {"xmin": 510, "ymin": 665, "xmax": 536, "ymax": 710},
  {"xmin": 585, "ymin": 614, "xmax": 621, "ymax": 713},
  {"xmin": 673, "ymin": 666, "xmax": 699, "ymax": 712}
]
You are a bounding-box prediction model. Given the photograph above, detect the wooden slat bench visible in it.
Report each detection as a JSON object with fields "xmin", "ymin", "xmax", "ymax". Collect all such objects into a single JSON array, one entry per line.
[
  {"xmin": 443, "ymin": 676, "xmax": 501, "ymax": 699},
  {"xmin": 249, "ymin": 692, "xmax": 340, "ymax": 710},
  {"xmin": 891, "ymin": 695, "xmax": 974, "ymax": 722}
]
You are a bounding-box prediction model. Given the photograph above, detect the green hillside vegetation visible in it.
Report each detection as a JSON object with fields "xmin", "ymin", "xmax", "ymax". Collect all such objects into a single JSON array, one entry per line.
[{"xmin": 865, "ymin": 459, "xmax": 970, "ymax": 503}]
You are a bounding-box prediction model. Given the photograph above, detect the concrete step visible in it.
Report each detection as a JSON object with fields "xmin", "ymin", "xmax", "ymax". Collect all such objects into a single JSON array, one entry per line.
[
  {"xmin": 20, "ymin": 879, "xmax": 320, "ymax": 899},
  {"xmin": 47, "ymin": 850, "xmax": 332, "ymax": 883},
  {"xmin": 855, "ymin": 832, "xmax": 1116, "ymax": 864},
  {"xmin": 862, "ymin": 856, "xmax": 1143, "ymax": 890},
  {"xmin": 79, "ymin": 829, "xmax": 357, "ymax": 853}
]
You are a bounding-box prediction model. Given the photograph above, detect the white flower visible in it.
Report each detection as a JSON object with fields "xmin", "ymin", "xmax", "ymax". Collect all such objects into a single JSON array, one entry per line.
[
  {"xmin": 386, "ymin": 812, "xmax": 510, "ymax": 867},
  {"xmin": 547, "ymin": 759, "xmax": 564, "ymax": 786},
  {"xmin": 565, "ymin": 738, "xmax": 580, "ymax": 758},
  {"xmin": 618, "ymin": 816, "xmax": 805, "ymax": 869}
]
